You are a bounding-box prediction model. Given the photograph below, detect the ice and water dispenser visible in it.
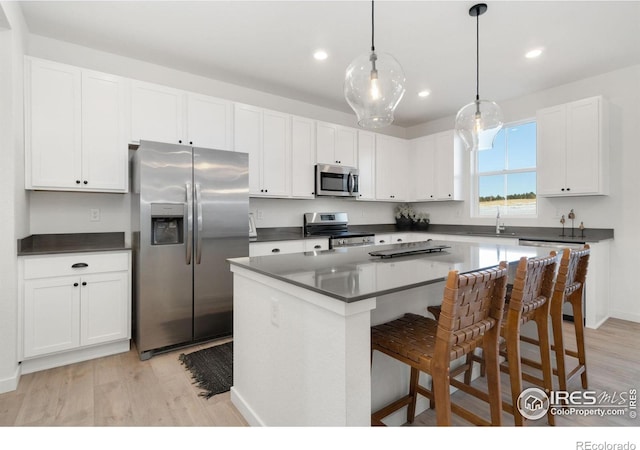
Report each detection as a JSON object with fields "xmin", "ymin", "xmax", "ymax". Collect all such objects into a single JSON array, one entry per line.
[{"xmin": 150, "ymin": 203, "xmax": 184, "ymax": 245}]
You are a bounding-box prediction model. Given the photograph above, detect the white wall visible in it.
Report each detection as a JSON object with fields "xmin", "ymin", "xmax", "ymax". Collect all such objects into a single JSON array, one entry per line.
[{"xmin": 0, "ymin": 1, "xmax": 29, "ymax": 394}]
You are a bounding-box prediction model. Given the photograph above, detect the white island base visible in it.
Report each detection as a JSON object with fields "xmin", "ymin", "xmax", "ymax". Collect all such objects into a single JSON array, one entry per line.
[{"xmin": 229, "ymin": 265, "xmax": 446, "ymax": 426}]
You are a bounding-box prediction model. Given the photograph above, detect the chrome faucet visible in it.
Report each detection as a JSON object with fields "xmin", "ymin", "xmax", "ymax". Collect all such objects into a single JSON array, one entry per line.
[{"xmin": 496, "ymin": 209, "xmax": 505, "ymax": 234}]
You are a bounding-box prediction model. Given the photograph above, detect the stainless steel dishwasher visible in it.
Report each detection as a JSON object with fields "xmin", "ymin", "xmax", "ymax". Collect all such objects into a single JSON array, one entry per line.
[{"xmin": 518, "ymin": 239, "xmax": 587, "ymax": 322}]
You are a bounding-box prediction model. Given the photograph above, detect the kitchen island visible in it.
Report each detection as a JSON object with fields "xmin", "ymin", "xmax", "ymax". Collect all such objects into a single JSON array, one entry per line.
[{"xmin": 228, "ymin": 240, "xmax": 556, "ymax": 427}]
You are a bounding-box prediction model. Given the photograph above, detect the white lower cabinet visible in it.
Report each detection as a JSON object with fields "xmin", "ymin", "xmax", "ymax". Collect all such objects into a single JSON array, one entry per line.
[
  {"xmin": 20, "ymin": 251, "xmax": 131, "ymax": 365},
  {"xmin": 249, "ymin": 238, "xmax": 328, "ymax": 257}
]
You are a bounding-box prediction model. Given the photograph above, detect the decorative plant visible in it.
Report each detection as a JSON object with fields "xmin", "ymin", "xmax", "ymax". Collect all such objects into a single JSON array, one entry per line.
[
  {"xmin": 394, "ymin": 203, "xmax": 414, "ymax": 220},
  {"xmin": 412, "ymin": 212, "xmax": 430, "ymax": 224}
]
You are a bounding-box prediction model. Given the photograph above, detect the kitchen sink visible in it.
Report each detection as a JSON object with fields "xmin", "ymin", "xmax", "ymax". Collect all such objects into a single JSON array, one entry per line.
[{"xmin": 463, "ymin": 231, "xmax": 518, "ymax": 237}]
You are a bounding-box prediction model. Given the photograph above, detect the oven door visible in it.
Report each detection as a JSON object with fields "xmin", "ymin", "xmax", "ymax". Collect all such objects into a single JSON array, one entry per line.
[{"xmin": 315, "ymin": 164, "xmax": 359, "ymax": 197}]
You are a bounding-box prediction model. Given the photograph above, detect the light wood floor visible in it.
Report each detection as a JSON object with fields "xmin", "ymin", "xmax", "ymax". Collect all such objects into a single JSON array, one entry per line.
[{"xmin": 1, "ymin": 318, "xmax": 638, "ymax": 427}]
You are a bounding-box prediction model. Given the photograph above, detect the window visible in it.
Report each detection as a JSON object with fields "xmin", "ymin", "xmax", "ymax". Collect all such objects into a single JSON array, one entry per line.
[{"xmin": 474, "ymin": 121, "xmax": 537, "ymax": 217}]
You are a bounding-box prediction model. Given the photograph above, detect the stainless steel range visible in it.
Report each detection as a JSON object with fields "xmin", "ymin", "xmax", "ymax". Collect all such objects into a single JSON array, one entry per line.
[{"xmin": 304, "ymin": 212, "xmax": 374, "ymax": 248}]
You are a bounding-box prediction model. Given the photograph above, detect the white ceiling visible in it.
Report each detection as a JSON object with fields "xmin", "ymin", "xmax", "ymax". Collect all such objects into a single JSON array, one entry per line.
[{"xmin": 18, "ymin": 1, "xmax": 640, "ymax": 128}]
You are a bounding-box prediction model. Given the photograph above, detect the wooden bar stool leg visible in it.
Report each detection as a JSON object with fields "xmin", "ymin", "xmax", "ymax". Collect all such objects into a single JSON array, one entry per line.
[
  {"xmin": 505, "ymin": 323, "xmax": 524, "ymax": 426},
  {"xmin": 551, "ymin": 300, "xmax": 568, "ymax": 393},
  {"xmin": 407, "ymin": 367, "xmax": 419, "ymax": 423},
  {"xmin": 483, "ymin": 329, "xmax": 503, "ymax": 426},
  {"xmin": 571, "ymin": 298, "xmax": 589, "ymax": 389},
  {"xmin": 432, "ymin": 370, "xmax": 452, "ymax": 426},
  {"xmin": 535, "ymin": 310, "xmax": 555, "ymax": 426}
]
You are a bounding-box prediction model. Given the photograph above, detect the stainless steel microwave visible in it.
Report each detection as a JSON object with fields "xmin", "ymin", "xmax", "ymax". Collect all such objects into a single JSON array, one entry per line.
[{"xmin": 315, "ymin": 164, "xmax": 359, "ymax": 197}]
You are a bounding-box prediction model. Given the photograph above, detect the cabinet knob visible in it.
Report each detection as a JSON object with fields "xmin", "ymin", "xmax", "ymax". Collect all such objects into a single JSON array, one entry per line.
[
  {"xmin": 189, "ymin": 141, "xmax": 193, "ymax": 145},
  {"xmin": 448, "ymin": 194, "xmax": 451, "ymax": 197},
  {"xmin": 82, "ymin": 282, "xmax": 87, "ymax": 286},
  {"xmin": 76, "ymin": 180, "xmax": 81, "ymax": 184},
  {"xmin": 379, "ymin": 240, "xmax": 385, "ymax": 243},
  {"xmin": 271, "ymin": 248, "xmax": 280, "ymax": 253},
  {"xmin": 73, "ymin": 282, "xmax": 79, "ymax": 287},
  {"xmin": 566, "ymin": 187, "xmax": 571, "ymax": 191},
  {"xmin": 71, "ymin": 263, "xmax": 89, "ymax": 268},
  {"xmin": 314, "ymin": 245, "xmax": 321, "ymax": 249},
  {"xmin": 561, "ymin": 188, "xmax": 565, "ymax": 191},
  {"xmin": 397, "ymin": 239, "xmax": 403, "ymax": 242},
  {"xmin": 83, "ymin": 180, "xmax": 88, "ymax": 185},
  {"xmin": 178, "ymin": 140, "xmax": 182, "ymax": 144}
]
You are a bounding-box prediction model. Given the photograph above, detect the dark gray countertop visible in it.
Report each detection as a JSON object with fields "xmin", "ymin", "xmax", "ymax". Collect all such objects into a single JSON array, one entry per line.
[
  {"xmin": 252, "ymin": 223, "xmax": 613, "ymax": 244},
  {"xmin": 229, "ymin": 240, "xmax": 555, "ymax": 303},
  {"xmin": 18, "ymin": 232, "xmax": 130, "ymax": 256}
]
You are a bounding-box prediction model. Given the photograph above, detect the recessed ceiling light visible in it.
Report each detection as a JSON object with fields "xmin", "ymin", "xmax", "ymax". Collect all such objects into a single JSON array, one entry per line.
[
  {"xmin": 418, "ymin": 90, "xmax": 431, "ymax": 98},
  {"xmin": 313, "ymin": 50, "xmax": 328, "ymax": 61},
  {"xmin": 525, "ymin": 48, "xmax": 543, "ymax": 59}
]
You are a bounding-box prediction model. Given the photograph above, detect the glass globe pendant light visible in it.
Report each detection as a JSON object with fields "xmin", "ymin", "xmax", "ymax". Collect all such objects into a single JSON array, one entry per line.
[
  {"xmin": 455, "ymin": 3, "xmax": 503, "ymax": 151},
  {"xmin": 344, "ymin": 0, "xmax": 406, "ymax": 129}
]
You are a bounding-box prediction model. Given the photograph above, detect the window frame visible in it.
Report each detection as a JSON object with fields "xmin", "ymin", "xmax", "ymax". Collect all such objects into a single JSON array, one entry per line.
[{"xmin": 471, "ymin": 118, "xmax": 538, "ymax": 219}]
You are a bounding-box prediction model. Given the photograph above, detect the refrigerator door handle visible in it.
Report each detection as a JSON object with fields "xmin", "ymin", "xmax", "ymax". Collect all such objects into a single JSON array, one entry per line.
[
  {"xmin": 196, "ymin": 183, "xmax": 203, "ymax": 264},
  {"xmin": 186, "ymin": 182, "xmax": 193, "ymax": 265}
]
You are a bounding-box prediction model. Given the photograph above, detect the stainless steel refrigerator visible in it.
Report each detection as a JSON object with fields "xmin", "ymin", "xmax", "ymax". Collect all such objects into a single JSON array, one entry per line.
[{"xmin": 131, "ymin": 140, "xmax": 249, "ymax": 360}]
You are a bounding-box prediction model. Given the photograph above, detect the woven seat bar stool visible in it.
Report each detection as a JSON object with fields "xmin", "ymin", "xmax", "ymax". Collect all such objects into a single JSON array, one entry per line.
[
  {"xmin": 371, "ymin": 262, "xmax": 508, "ymax": 426},
  {"xmin": 430, "ymin": 253, "xmax": 558, "ymax": 426},
  {"xmin": 520, "ymin": 245, "xmax": 591, "ymax": 392}
]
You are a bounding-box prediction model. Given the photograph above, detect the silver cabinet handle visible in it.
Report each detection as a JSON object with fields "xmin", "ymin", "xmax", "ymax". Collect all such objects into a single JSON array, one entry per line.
[
  {"xmin": 195, "ymin": 183, "xmax": 203, "ymax": 264},
  {"xmin": 186, "ymin": 183, "xmax": 193, "ymax": 265}
]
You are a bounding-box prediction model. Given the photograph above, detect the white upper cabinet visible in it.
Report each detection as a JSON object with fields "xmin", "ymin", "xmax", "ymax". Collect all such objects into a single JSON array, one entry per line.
[
  {"xmin": 357, "ymin": 130, "xmax": 376, "ymax": 200},
  {"xmin": 25, "ymin": 57, "xmax": 127, "ymax": 192},
  {"xmin": 130, "ymin": 80, "xmax": 184, "ymax": 145},
  {"xmin": 316, "ymin": 122, "xmax": 358, "ymax": 167},
  {"xmin": 234, "ymin": 103, "xmax": 291, "ymax": 197},
  {"xmin": 185, "ymin": 93, "xmax": 234, "ymax": 150},
  {"xmin": 131, "ymin": 80, "xmax": 233, "ymax": 150},
  {"xmin": 537, "ymin": 96, "xmax": 608, "ymax": 197},
  {"xmin": 291, "ymin": 116, "xmax": 316, "ymax": 198},
  {"xmin": 375, "ymin": 134, "xmax": 409, "ymax": 201},
  {"xmin": 411, "ymin": 130, "xmax": 464, "ymax": 202}
]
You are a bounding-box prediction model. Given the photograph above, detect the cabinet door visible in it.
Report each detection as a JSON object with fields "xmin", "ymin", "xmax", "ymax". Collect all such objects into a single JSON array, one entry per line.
[
  {"xmin": 262, "ymin": 110, "xmax": 291, "ymax": 197},
  {"xmin": 23, "ymin": 277, "xmax": 81, "ymax": 358},
  {"xmin": 186, "ymin": 93, "xmax": 233, "ymax": 150},
  {"xmin": 81, "ymin": 70, "xmax": 128, "ymax": 192},
  {"xmin": 335, "ymin": 127, "xmax": 357, "ymax": 167},
  {"xmin": 434, "ymin": 130, "xmax": 462, "ymax": 200},
  {"xmin": 566, "ymin": 97, "xmax": 601, "ymax": 195},
  {"xmin": 536, "ymin": 105, "xmax": 567, "ymax": 196},
  {"xmin": 26, "ymin": 58, "xmax": 82, "ymax": 189},
  {"xmin": 130, "ymin": 80, "xmax": 184, "ymax": 144},
  {"xmin": 376, "ymin": 135, "xmax": 408, "ymax": 201},
  {"xmin": 316, "ymin": 122, "xmax": 337, "ymax": 165},
  {"xmin": 234, "ymin": 103, "xmax": 262, "ymax": 195},
  {"xmin": 357, "ymin": 131, "xmax": 376, "ymax": 200},
  {"xmin": 291, "ymin": 116, "xmax": 316, "ymax": 198},
  {"xmin": 411, "ymin": 135, "xmax": 437, "ymax": 201},
  {"xmin": 81, "ymin": 272, "xmax": 130, "ymax": 346}
]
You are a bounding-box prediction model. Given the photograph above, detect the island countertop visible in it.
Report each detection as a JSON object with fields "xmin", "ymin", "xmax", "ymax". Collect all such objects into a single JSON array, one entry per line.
[{"xmin": 228, "ymin": 240, "xmax": 553, "ymax": 303}]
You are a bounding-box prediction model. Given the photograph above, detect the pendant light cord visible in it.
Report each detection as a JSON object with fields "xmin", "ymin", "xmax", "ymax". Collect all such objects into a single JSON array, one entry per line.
[
  {"xmin": 475, "ymin": 9, "xmax": 480, "ymax": 101},
  {"xmin": 371, "ymin": 0, "xmax": 375, "ymax": 52}
]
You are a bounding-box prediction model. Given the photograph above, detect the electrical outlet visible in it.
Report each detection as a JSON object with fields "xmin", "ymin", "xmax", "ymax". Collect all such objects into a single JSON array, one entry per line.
[
  {"xmin": 90, "ymin": 208, "xmax": 100, "ymax": 222},
  {"xmin": 270, "ymin": 299, "xmax": 280, "ymax": 327},
  {"xmin": 257, "ymin": 210, "xmax": 264, "ymax": 220}
]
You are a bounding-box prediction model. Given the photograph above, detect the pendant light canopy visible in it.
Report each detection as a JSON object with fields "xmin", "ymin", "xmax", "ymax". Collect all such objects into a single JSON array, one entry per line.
[
  {"xmin": 344, "ymin": 1, "xmax": 406, "ymax": 129},
  {"xmin": 455, "ymin": 3, "xmax": 503, "ymax": 151}
]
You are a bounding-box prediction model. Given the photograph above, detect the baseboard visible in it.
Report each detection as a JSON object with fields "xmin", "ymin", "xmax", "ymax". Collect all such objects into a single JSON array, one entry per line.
[
  {"xmin": 230, "ymin": 386, "xmax": 265, "ymax": 426},
  {"xmin": 609, "ymin": 310, "xmax": 640, "ymax": 325},
  {"xmin": 0, "ymin": 365, "xmax": 21, "ymax": 394},
  {"xmin": 20, "ymin": 340, "xmax": 130, "ymax": 374}
]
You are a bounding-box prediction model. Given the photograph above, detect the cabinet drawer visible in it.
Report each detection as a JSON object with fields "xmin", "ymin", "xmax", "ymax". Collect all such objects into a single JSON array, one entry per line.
[
  {"xmin": 249, "ymin": 240, "xmax": 305, "ymax": 257},
  {"xmin": 22, "ymin": 251, "xmax": 130, "ymax": 280}
]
